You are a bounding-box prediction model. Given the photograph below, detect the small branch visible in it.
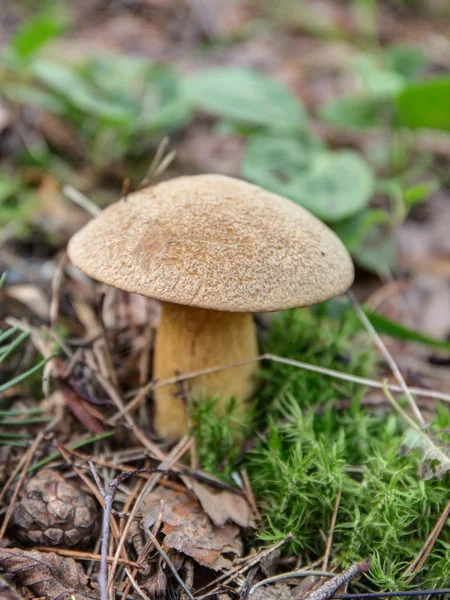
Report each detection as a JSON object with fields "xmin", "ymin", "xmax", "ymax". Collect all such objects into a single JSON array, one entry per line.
[
  {"xmin": 109, "ymin": 354, "xmax": 450, "ymax": 425},
  {"xmin": 403, "ymin": 497, "xmax": 450, "ymax": 581},
  {"xmin": 63, "ymin": 185, "xmax": 101, "ymax": 217},
  {"xmin": 143, "ymin": 526, "xmax": 195, "ymax": 600},
  {"xmin": 301, "ymin": 560, "xmax": 370, "ymax": 600},
  {"xmin": 250, "ymin": 571, "xmax": 335, "ymax": 595},
  {"xmin": 323, "ymin": 486, "xmax": 342, "ymax": 572},
  {"xmin": 88, "ymin": 463, "xmax": 141, "ymax": 600},
  {"xmin": 347, "ymin": 291, "xmax": 425, "ymax": 426}
]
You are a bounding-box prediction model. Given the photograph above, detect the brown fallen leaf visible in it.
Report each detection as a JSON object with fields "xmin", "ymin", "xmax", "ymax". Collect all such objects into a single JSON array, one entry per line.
[
  {"xmin": 141, "ymin": 487, "xmax": 242, "ymax": 570},
  {"xmin": 188, "ymin": 478, "xmax": 253, "ymax": 528},
  {"xmin": 0, "ymin": 548, "xmax": 97, "ymax": 600},
  {"xmin": 0, "ymin": 575, "xmax": 26, "ymax": 600}
]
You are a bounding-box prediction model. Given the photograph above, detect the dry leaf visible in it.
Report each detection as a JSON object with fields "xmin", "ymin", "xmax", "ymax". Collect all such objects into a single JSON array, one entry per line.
[
  {"xmin": 141, "ymin": 487, "xmax": 242, "ymax": 570},
  {"xmin": 189, "ymin": 478, "xmax": 252, "ymax": 528},
  {"xmin": 0, "ymin": 548, "xmax": 97, "ymax": 600},
  {"xmin": 5, "ymin": 285, "xmax": 50, "ymax": 320},
  {"xmin": 251, "ymin": 582, "xmax": 293, "ymax": 600},
  {"xmin": 0, "ymin": 575, "xmax": 26, "ymax": 600}
]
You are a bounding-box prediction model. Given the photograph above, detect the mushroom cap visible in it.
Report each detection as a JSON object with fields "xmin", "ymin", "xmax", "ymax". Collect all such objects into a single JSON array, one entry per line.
[{"xmin": 67, "ymin": 174, "xmax": 354, "ymax": 312}]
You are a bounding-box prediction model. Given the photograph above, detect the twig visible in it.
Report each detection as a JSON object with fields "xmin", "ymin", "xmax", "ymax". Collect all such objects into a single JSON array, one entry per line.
[
  {"xmin": 139, "ymin": 137, "xmax": 176, "ymax": 188},
  {"xmin": 250, "ymin": 571, "xmax": 335, "ymax": 595},
  {"xmin": 241, "ymin": 469, "xmax": 261, "ymax": 520},
  {"xmin": 403, "ymin": 497, "xmax": 450, "ymax": 581},
  {"xmin": 63, "ymin": 185, "xmax": 101, "ymax": 217},
  {"xmin": 143, "ymin": 525, "xmax": 196, "ymax": 600},
  {"xmin": 124, "ymin": 568, "xmax": 152, "ymax": 600},
  {"xmin": 301, "ymin": 560, "xmax": 370, "ymax": 600},
  {"xmin": 322, "ymin": 486, "xmax": 342, "ymax": 572},
  {"xmin": 334, "ymin": 591, "xmax": 450, "ymax": 599},
  {"xmin": 194, "ymin": 534, "xmax": 294, "ymax": 598},
  {"xmin": 34, "ymin": 546, "xmax": 143, "ymax": 569},
  {"xmin": 50, "ymin": 252, "xmax": 67, "ymax": 327},
  {"xmin": 106, "ymin": 436, "xmax": 192, "ymax": 591},
  {"xmin": 110, "ymin": 354, "xmax": 450, "ymax": 425},
  {"xmin": 347, "ymin": 291, "xmax": 425, "ymax": 426},
  {"xmin": 88, "ymin": 462, "xmax": 140, "ymax": 600}
]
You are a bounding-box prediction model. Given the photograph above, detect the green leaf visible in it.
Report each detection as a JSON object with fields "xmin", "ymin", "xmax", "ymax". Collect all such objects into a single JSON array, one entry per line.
[
  {"xmin": 353, "ymin": 54, "xmax": 405, "ymax": 96},
  {"xmin": 319, "ymin": 95, "xmax": 393, "ymax": 129},
  {"xmin": 352, "ymin": 225, "xmax": 396, "ymax": 273},
  {"xmin": 385, "ymin": 44, "xmax": 428, "ymax": 80},
  {"xmin": 366, "ymin": 311, "xmax": 450, "ymax": 352},
  {"xmin": 242, "ymin": 134, "xmax": 324, "ymax": 197},
  {"xmin": 32, "ymin": 59, "xmax": 134, "ymax": 124},
  {"xmin": 183, "ymin": 67, "xmax": 306, "ymax": 132},
  {"xmin": 334, "ymin": 209, "xmax": 390, "ymax": 252},
  {"xmin": 295, "ymin": 151, "xmax": 374, "ymax": 222},
  {"xmin": 0, "ymin": 355, "xmax": 52, "ymax": 394},
  {"xmin": 0, "ymin": 81, "xmax": 66, "ymax": 113},
  {"xmin": 403, "ymin": 180, "xmax": 439, "ymax": 209},
  {"xmin": 397, "ymin": 77, "xmax": 450, "ymax": 131},
  {"xmin": 243, "ymin": 137, "xmax": 373, "ymax": 222},
  {"xmin": 9, "ymin": 13, "xmax": 64, "ymax": 63}
]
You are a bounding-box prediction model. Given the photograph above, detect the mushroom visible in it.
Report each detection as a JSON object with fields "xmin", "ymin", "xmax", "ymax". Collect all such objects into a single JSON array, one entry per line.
[{"xmin": 68, "ymin": 174, "xmax": 354, "ymax": 439}]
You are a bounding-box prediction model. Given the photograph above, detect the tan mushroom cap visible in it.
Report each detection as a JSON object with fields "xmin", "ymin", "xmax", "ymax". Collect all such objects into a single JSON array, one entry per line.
[{"xmin": 68, "ymin": 174, "xmax": 354, "ymax": 312}]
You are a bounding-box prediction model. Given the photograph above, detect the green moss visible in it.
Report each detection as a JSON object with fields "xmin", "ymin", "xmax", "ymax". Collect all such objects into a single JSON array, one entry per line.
[{"xmin": 191, "ymin": 302, "xmax": 450, "ymax": 592}]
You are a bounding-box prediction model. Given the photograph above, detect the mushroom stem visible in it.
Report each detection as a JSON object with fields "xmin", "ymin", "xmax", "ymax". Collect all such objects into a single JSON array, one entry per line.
[{"xmin": 153, "ymin": 302, "xmax": 259, "ymax": 439}]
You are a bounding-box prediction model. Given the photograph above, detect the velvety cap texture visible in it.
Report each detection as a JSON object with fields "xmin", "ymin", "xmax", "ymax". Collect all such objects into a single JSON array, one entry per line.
[{"xmin": 67, "ymin": 174, "xmax": 354, "ymax": 312}]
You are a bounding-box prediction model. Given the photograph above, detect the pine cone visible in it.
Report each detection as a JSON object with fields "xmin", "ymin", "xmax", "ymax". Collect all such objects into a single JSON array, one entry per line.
[{"xmin": 11, "ymin": 469, "xmax": 99, "ymax": 548}]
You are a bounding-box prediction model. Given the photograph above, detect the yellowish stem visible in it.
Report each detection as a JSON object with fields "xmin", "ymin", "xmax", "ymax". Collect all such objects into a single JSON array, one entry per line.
[{"xmin": 153, "ymin": 302, "xmax": 258, "ymax": 439}]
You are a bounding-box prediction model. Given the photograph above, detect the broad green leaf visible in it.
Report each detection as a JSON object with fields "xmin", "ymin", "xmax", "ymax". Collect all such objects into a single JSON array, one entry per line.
[
  {"xmin": 319, "ymin": 95, "xmax": 392, "ymax": 129},
  {"xmin": 295, "ymin": 151, "xmax": 374, "ymax": 222},
  {"xmin": 9, "ymin": 13, "xmax": 64, "ymax": 63},
  {"xmin": 137, "ymin": 65, "xmax": 191, "ymax": 132},
  {"xmin": 385, "ymin": 44, "xmax": 428, "ymax": 80},
  {"xmin": 366, "ymin": 311, "xmax": 450, "ymax": 352},
  {"xmin": 244, "ymin": 138, "xmax": 373, "ymax": 222},
  {"xmin": 404, "ymin": 180, "xmax": 439, "ymax": 209},
  {"xmin": 352, "ymin": 225, "xmax": 396, "ymax": 273},
  {"xmin": 242, "ymin": 134, "xmax": 324, "ymax": 198},
  {"xmin": 0, "ymin": 82, "xmax": 66, "ymax": 113},
  {"xmin": 353, "ymin": 54, "xmax": 405, "ymax": 96},
  {"xmin": 183, "ymin": 67, "xmax": 306, "ymax": 132},
  {"xmin": 32, "ymin": 59, "xmax": 133, "ymax": 124},
  {"xmin": 397, "ymin": 77, "xmax": 450, "ymax": 131},
  {"xmin": 334, "ymin": 209, "xmax": 389, "ymax": 252}
]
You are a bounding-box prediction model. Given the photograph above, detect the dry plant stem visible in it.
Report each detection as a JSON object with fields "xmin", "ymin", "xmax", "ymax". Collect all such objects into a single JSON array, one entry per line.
[
  {"xmin": 403, "ymin": 497, "xmax": 450, "ymax": 582},
  {"xmin": 50, "ymin": 252, "xmax": 67, "ymax": 327},
  {"xmin": 122, "ymin": 538, "xmax": 155, "ymax": 600},
  {"xmin": 241, "ymin": 469, "xmax": 261, "ymax": 519},
  {"xmin": 124, "ymin": 568, "xmax": 151, "ymax": 600},
  {"xmin": 63, "ymin": 185, "xmax": 101, "ymax": 216},
  {"xmin": 34, "ymin": 547, "xmax": 142, "ymax": 569},
  {"xmin": 347, "ymin": 291, "xmax": 425, "ymax": 426},
  {"xmin": 144, "ymin": 526, "xmax": 196, "ymax": 600},
  {"xmin": 88, "ymin": 460, "xmax": 142, "ymax": 600},
  {"xmin": 301, "ymin": 561, "xmax": 370, "ymax": 600},
  {"xmin": 106, "ymin": 436, "xmax": 192, "ymax": 591},
  {"xmin": 322, "ymin": 486, "xmax": 342, "ymax": 572},
  {"xmin": 249, "ymin": 571, "xmax": 335, "ymax": 595},
  {"xmin": 110, "ymin": 354, "xmax": 450, "ymax": 426},
  {"xmin": 59, "ymin": 444, "xmax": 127, "ymax": 558},
  {"xmin": 96, "ymin": 371, "xmax": 165, "ymax": 460}
]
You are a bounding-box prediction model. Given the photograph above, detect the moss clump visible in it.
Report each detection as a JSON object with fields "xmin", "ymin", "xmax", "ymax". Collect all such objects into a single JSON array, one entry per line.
[{"xmin": 191, "ymin": 301, "xmax": 450, "ymax": 591}]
